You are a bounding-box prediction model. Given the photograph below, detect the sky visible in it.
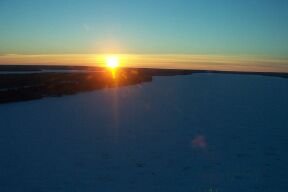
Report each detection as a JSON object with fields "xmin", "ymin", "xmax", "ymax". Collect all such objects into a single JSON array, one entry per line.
[{"xmin": 0, "ymin": 0, "xmax": 288, "ymax": 68}]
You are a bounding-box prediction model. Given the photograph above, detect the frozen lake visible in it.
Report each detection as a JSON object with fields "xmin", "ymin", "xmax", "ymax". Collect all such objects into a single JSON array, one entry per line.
[{"xmin": 0, "ymin": 73, "xmax": 287, "ymax": 192}]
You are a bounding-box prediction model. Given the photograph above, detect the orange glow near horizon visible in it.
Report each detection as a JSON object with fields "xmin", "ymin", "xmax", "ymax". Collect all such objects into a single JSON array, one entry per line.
[
  {"xmin": 105, "ymin": 55, "xmax": 120, "ymax": 79},
  {"xmin": 106, "ymin": 56, "xmax": 120, "ymax": 69},
  {"xmin": 0, "ymin": 54, "xmax": 288, "ymax": 73}
]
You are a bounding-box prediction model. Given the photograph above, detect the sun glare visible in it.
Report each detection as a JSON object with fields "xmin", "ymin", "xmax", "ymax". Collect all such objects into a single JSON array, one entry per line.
[{"xmin": 106, "ymin": 56, "xmax": 120, "ymax": 69}]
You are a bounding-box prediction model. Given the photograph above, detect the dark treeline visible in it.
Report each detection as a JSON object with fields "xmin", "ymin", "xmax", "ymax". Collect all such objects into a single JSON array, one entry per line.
[{"xmin": 0, "ymin": 65, "xmax": 287, "ymax": 104}]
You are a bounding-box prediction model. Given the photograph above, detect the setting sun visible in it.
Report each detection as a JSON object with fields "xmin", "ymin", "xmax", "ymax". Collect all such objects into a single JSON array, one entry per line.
[{"xmin": 106, "ymin": 56, "xmax": 120, "ymax": 69}]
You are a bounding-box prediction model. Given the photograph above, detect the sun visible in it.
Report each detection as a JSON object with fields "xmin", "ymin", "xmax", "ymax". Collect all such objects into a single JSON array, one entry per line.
[{"xmin": 106, "ymin": 56, "xmax": 120, "ymax": 69}]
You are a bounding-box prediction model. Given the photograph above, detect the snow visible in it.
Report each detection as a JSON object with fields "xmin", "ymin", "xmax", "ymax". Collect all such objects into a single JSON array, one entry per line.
[{"xmin": 0, "ymin": 73, "xmax": 288, "ymax": 192}]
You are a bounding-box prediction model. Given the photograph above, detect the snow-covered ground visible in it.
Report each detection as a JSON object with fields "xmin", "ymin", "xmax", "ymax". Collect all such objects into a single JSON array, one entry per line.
[{"xmin": 0, "ymin": 73, "xmax": 287, "ymax": 192}]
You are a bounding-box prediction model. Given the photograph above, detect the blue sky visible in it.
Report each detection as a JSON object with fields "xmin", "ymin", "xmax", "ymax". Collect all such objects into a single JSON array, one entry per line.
[{"xmin": 0, "ymin": 0, "xmax": 288, "ymax": 56}]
